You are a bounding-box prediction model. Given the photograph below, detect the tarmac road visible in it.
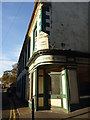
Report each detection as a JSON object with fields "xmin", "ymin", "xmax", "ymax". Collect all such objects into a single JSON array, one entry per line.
[
  {"xmin": 2, "ymin": 91, "xmax": 10, "ymax": 120},
  {"xmin": 1, "ymin": 90, "xmax": 18, "ymax": 120},
  {"xmin": 1, "ymin": 90, "xmax": 90, "ymax": 119}
]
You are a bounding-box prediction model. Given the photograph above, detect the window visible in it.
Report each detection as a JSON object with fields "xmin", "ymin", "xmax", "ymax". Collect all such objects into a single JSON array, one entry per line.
[
  {"xmin": 33, "ymin": 23, "xmax": 37, "ymax": 52},
  {"xmin": 34, "ymin": 27, "xmax": 37, "ymax": 38},
  {"xmin": 28, "ymin": 39, "xmax": 30, "ymax": 60},
  {"xmin": 50, "ymin": 73, "xmax": 60, "ymax": 95},
  {"xmin": 77, "ymin": 65, "xmax": 90, "ymax": 96}
]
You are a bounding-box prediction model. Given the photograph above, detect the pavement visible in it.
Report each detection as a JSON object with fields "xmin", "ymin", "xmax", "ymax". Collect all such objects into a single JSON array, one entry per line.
[{"xmin": 13, "ymin": 95, "xmax": 90, "ymax": 119}]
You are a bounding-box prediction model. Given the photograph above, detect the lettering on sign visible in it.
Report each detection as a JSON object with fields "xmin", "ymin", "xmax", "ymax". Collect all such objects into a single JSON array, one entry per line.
[{"xmin": 37, "ymin": 33, "xmax": 49, "ymax": 50}]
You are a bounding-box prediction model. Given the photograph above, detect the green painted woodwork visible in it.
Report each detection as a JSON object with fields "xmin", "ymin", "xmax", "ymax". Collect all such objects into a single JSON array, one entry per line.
[
  {"xmin": 60, "ymin": 69, "xmax": 69, "ymax": 113},
  {"xmin": 39, "ymin": 5, "xmax": 50, "ymax": 33},
  {"xmin": 28, "ymin": 37, "xmax": 30, "ymax": 60},
  {"xmin": 35, "ymin": 69, "xmax": 38, "ymax": 110},
  {"xmin": 51, "ymin": 95, "xmax": 61, "ymax": 99},
  {"xmin": 33, "ymin": 22, "xmax": 37, "ymax": 54},
  {"xmin": 43, "ymin": 71, "xmax": 47, "ymax": 106},
  {"xmin": 39, "ymin": 8, "xmax": 42, "ymax": 33},
  {"xmin": 35, "ymin": 67, "xmax": 70, "ymax": 112},
  {"xmin": 51, "ymin": 106, "xmax": 61, "ymax": 109},
  {"xmin": 28, "ymin": 102, "xmax": 32, "ymax": 109},
  {"xmin": 66, "ymin": 69, "xmax": 70, "ymax": 112}
]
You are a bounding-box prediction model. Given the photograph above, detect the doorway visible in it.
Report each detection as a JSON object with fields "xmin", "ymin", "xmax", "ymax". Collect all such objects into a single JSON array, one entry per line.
[
  {"xmin": 49, "ymin": 72, "xmax": 61, "ymax": 108},
  {"xmin": 38, "ymin": 66, "xmax": 70, "ymax": 112},
  {"xmin": 45, "ymin": 68, "xmax": 69, "ymax": 112}
]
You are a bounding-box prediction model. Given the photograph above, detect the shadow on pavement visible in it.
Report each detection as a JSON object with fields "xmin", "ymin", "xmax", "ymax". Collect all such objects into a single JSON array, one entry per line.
[
  {"xmin": 2, "ymin": 91, "xmax": 10, "ymax": 110},
  {"xmin": 12, "ymin": 94, "xmax": 28, "ymax": 109},
  {"xmin": 2, "ymin": 91, "xmax": 10, "ymax": 120}
]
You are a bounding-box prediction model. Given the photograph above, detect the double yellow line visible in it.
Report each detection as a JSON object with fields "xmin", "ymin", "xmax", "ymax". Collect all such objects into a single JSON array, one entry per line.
[{"xmin": 9, "ymin": 98, "xmax": 16, "ymax": 120}]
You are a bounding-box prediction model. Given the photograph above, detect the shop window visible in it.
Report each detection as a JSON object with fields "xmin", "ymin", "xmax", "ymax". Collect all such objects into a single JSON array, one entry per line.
[
  {"xmin": 77, "ymin": 65, "xmax": 90, "ymax": 97},
  {"xmin": 38, "ymin": 76, "xmax": 43, "ymax": 94},
  {"xmin": 68, "ymin": 69, "xmax": 79, "ymax": 104},
  {"xmin": 38, "ymin": 69, "xmax": 44, "ymax": 108},
  {"xmin": 33, "ymin": 23, "xmax": 37, "ymax": 52},
  {"xmin": 49, "ymin": 72, "xmax": 60, "ymax": 95},
  {"xmin": 38, "ymin": 69, "xmax": 44, "ymax": 94}
]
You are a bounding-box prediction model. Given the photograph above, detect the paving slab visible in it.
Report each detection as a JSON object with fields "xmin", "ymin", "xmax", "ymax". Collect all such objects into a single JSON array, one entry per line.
[
  {"xmin": 18, "ymin": 106, "xmax": 90, "ymax": 119},
  {"xmin": 13, "ymin": 95, "xmax": 90, "ymax": 119}
]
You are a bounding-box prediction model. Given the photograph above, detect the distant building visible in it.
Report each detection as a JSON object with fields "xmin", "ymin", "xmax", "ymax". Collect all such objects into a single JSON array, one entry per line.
[{"xmin": 16, "ymin": 2, "xmax": 90, "ymax": 112}]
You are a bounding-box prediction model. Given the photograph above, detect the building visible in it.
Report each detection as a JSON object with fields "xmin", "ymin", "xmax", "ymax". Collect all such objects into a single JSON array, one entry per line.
[{"xmin": 16, "ymin": 2, "xmax": 90, "ymax": 113}]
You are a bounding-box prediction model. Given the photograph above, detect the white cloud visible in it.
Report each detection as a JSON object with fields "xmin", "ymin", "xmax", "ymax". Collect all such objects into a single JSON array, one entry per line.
[
  {"xmin": 8, "ymin": 16, "xmax": 21, "ymax": 22},
  {"xmin": 0, "ymin": 55, "xmax": 16, "ymax": 77},
  {"xmin": 0, "ymin": 44, "xmax": 22, "ymax": 77},
  {"xmin": 8, "ymin": 16, "xmax": 16, "ymax": 20},
  {"xmin": 7, "ymin": 15, "xmax": 28, "ymax": 23}
]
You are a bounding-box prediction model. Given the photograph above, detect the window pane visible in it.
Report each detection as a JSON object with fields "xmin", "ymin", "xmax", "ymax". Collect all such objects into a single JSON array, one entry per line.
[
  {"xmin": 38, "ymin": 69, "xmax": 43, "ymax": 76},
  {"xmin": 50, "ymin": 73, "xmax": 60, "ymax": 94},
  {"xmin": 38, "ymin": 77, "xmax": 43, "ymax": 94}
]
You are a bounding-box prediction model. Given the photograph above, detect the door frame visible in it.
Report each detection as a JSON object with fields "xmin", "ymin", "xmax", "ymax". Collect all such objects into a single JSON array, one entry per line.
[{"xmin": 60, "ymin": 69, "xmax": 70, "ymax": 113}]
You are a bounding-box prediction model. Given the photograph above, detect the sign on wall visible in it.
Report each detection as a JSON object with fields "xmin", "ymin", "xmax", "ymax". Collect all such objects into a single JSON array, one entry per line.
[{"xmin": 35, "ymin": 32, "xmax": 49, "ymax": 51}]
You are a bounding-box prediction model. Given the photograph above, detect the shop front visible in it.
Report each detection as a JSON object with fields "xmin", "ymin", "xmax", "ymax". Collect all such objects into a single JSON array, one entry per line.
[
  {"xmin": 36, "ymin": 65, "xmax": 79, "ymax": 112},
  {"xmin": 27, "ymin": 50, "xmax": 84, "ymax": 112}
]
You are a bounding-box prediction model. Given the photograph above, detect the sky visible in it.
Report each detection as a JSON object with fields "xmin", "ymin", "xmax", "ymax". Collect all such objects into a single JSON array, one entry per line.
[{"xmin": 0, "ymin": 2, "xmax": 34, "ymax": 77}]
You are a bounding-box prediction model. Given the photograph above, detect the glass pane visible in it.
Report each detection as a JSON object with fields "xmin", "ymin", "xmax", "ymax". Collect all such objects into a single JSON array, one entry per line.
[
  {"xmin": 38, "ymin": 97, "xmax": 44, "ymax": 107},
  {"xmin": 69, "ymin": 69, "xmax": 79, "ymax": 104},
  {"xmin": 39, "ymin": 77, "xmax": 43, "ymax": 94},
  {"xmin": 38, "ymin": 69, "xmax": 43, "ymax": 76},
  {"xmin": 50, "ymin": 73, "xmax": 60, "ymax": 94}
]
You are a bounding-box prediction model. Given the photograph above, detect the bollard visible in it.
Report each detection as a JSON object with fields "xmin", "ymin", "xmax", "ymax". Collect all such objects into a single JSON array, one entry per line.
[{"xmin": 32, "ymin": 98, "xmax": 34, "ymax": 120}]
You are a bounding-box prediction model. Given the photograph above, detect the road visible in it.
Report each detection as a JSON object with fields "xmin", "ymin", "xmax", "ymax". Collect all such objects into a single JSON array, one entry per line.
[
  {"xmin": 2, "ymin": 91, "xmax": 10, "ymax": 119},
  {"xmin": 1, "ymin": 90, "xmax": 90, "ymax": 119},
  {"xmin": 1, "ymin": 90, "xmax": 19, "ymax": 120}
]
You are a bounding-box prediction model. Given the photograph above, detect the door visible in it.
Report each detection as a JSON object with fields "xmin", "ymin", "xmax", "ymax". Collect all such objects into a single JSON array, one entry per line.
[
  {"xmin": 38, "ymin": 69, "xmax": 44, "ymax": 110},
  {"xmin": 60, "ymin": 69, "xmax": 69, "ymax": 112},
  {"xmin": 49, "ymin": 72, "xmax": 62, "ymax": 108}
]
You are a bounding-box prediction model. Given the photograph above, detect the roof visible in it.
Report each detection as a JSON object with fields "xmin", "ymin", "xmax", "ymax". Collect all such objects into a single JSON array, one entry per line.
[{"xmin": 18, "ymin": 2, "xmax": 38, "ymax": 63}]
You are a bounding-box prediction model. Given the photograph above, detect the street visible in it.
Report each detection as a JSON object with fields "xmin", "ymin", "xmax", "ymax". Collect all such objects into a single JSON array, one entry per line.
[
  {"xmin": 1, "ymin": 90, "xmax": 19, "ymax": 120},
  {"xmin": 1, "ymin": 90, "xmax": 90, "ymax": 119},
  {"xmin": 2, "ymin": 91, "xmax": 10, "ymax": 119}
]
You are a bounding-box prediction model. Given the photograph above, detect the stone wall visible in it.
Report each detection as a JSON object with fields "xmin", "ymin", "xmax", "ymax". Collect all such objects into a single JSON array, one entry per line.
[{"xmin": 49, "ymin": 2, "xmax": 88, "ymax": 53}]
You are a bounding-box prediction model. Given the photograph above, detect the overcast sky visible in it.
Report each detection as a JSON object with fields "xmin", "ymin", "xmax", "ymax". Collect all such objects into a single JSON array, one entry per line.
[{"xmin": 0, "ymin": 2, "xmax": 34, "ymax": 77}]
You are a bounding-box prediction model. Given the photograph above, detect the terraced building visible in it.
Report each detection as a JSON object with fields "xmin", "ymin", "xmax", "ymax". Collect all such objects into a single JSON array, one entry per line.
[{"xmin": 16, "ymin": 1, "xmax": 90, "ymax": 112}]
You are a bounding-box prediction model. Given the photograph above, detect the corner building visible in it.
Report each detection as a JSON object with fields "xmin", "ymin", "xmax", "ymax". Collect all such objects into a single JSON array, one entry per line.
[{"xmin": 16, "ymin": 2, "xmax": 90, "ymax": 112}]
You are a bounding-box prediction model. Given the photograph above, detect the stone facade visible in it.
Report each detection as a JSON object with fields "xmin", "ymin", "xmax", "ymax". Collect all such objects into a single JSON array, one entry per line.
[{"xmin": 16, "ymin": 2, "xmax": 90, "ymax": 112}]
